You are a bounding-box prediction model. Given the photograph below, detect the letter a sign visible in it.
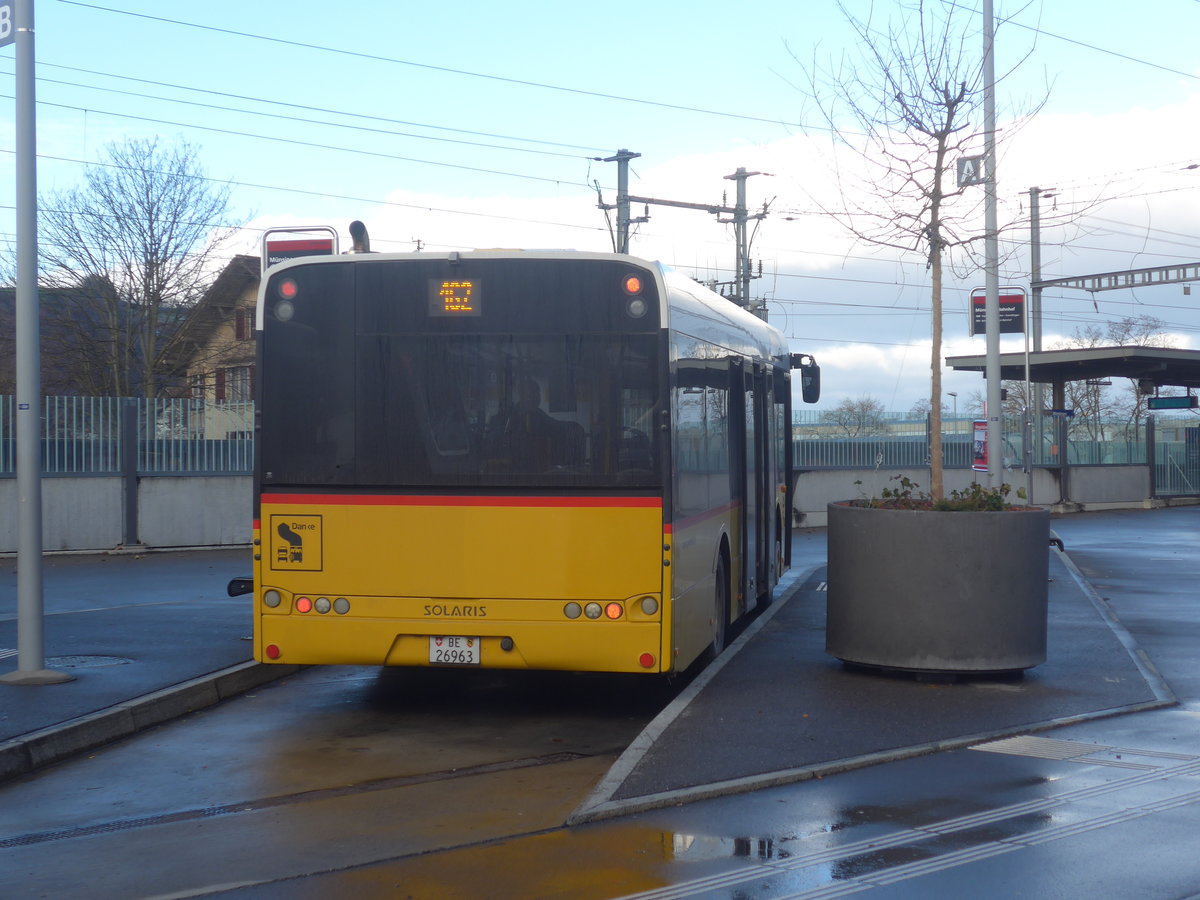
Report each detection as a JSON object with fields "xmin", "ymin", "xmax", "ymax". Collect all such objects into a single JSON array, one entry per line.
[{"xmin": 957, "ymin": 155, "xmax": 986, "ymax": 187}]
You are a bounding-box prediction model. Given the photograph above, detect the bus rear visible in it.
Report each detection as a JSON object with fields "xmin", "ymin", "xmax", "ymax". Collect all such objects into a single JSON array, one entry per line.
[{"xmin": 253, "ymin": 252, "xmax": 674, "ymax": 673}]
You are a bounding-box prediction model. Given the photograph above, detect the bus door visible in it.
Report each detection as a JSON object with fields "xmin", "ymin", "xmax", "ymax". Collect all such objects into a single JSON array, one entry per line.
[
  {"xmin": 775, "ymin": 366, "xmax": 793, "ymax": 570},
  {"xmin": 742, "ymin": 367, "xmax": 759, "ymax": 606},
  {"xmin": 727, "ymin": 360, "xmax": 747, "ymax": 615},
  {"xmin": 747, "ymin": 363, "xmax": 772, "ymax": 603},
  {"xmin": 728, "ymin": 360, "xmax": 771, "ymax": 612}
]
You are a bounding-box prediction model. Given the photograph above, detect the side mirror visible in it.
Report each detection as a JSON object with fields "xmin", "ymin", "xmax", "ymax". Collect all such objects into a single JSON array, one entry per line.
[
  {"xmin": 227, "ymin": 577, "xmax": 254, "ymax": 597},
  {"xmin": 790, "ymin": 354, "xmax": 821, "ymax": 404}
]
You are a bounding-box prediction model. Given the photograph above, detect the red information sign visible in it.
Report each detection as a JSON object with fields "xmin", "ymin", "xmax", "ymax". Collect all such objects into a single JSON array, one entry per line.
[
  {"xmin": 969, "ymin": 287, "xmax": 1026, "ymax": 336},
  {"xmin": 265, "ymin": 238, "xmax": 335, "ymax": 269},
  {"xmin": 972, "ymin": 420, "xmax": 989, "ymax": 472}
]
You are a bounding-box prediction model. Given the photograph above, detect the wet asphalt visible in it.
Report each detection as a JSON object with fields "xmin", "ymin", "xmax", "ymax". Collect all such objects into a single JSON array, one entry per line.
[
  {"xmin": 2, "ymin": 506, "xmax": 1199, "ymax": 897},
  {"xmin": 562, "ymin": 506, "xmax": 1200, "ymax": 898}
]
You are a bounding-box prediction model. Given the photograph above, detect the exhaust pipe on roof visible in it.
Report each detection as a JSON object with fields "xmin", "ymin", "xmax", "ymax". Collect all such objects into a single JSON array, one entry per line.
[{"xmin": 347, "ymin": 220, "xmax": 371, "ymax": 254}]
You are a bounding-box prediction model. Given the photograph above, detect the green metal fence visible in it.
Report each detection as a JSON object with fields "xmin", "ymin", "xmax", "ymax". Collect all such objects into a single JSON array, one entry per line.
[
  {"xmin": 1154, "ymin": 419, "xmax": 1200, "ymax": 496},
  {"xmin": 0, "ymin": 396, "xmax": 254, "ymax": 476},
  {"xmin": 2, "ymin": 397, "xmax": 1195, "ymax": 497},
  {"xmin": 791, "ymin": 410, "xmax": 1198, "ymax": 498}
]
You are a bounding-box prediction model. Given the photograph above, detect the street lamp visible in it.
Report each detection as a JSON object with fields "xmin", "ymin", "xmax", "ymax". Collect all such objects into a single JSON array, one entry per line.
[{"xmin": 948, "ymin": 392, "xmax": 958, "ymax": 430}]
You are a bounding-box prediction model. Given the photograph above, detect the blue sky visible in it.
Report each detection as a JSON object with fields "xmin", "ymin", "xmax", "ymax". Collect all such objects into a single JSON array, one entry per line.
[{"xmin": 2, "ymin": 0, "xmax": 1198, "ymax": 411}]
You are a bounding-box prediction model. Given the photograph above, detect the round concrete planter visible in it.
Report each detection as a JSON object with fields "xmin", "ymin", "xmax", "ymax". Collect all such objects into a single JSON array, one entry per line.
[{"xmin": 826, "ymin": 501, "xmax": 1050, "ymax": 674}]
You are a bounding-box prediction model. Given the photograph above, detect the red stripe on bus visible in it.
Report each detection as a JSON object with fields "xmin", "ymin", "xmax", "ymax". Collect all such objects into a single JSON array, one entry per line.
[{"xmin": 259, "ymin": 493, "xmax": 663, "ymax": 510}]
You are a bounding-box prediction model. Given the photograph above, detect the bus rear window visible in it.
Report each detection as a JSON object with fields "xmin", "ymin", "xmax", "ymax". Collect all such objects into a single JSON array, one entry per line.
[
  {"xmin": 260, "ymin": 257, "xmax": 663, "ymax": 490},
  {"xmin": 353, "ymin": 333, "xmax": 659, "ymax": 488}
]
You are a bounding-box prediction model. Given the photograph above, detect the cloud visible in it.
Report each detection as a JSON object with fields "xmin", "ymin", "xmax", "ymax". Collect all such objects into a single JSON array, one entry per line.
[{"xmin": 232, "ymin": 89, "xmax": 1198, "ymax": 415}]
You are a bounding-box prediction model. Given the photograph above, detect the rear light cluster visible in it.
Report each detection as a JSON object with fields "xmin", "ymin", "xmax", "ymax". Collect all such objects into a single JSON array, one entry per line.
[
  {"xmin": 562, "ymin": 596, "xmax": 659, "ymax": 620},
  {"xmin": 263, "ymin": 590, "xmax": 350, "ymax": 615}
]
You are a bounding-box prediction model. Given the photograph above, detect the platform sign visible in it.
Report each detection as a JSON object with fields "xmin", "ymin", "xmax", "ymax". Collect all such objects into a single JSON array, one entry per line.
[
  {"xmin": 969, "ymin": 287, "xmax": 1026, "ymax": 336},
  {"xmin": 957, "ymin": 155, "xmax": 986, "ymax": 187},
  {"xmin": 0, "ymin": 2, "xmax": 13, "ymax": 48},
  {"xmin": 1148, "ymin": 396, "xmax": 1198, "ymax": 410},
  {"xmin": 265, "ymin": 238, "xmax": 335, "ymax": 269}
]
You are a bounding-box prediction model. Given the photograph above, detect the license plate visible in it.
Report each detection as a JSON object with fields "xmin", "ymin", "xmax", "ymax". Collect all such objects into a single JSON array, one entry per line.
[{"xmin": 428, "ymin": 635, "xmax": 481, "ymax": 665}]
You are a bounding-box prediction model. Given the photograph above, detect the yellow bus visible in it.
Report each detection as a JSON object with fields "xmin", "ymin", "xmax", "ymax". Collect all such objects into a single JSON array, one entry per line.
[{"xmin": 244, "ymin": 236, "xmax": 819, "ymax": 674}]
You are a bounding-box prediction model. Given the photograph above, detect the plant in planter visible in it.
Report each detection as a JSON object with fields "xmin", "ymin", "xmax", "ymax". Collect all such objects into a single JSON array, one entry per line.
[
  {"xmin": 827, "ymin": 476, "xmax": 1049, "ymax": 675},
  {"xmin": 850, "ymin": 475, "xmax": 1021, "ymax": 511}
]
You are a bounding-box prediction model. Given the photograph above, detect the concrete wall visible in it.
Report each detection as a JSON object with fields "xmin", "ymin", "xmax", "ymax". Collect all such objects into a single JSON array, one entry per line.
[
  {"xmin": 1067, "ymin": 465, "xmax": 1150, "ymax": 505},
  {"xmin": 792, "ymin": 465, "xmax": 1154, "ymax": 527},
  {"xmin": 1, "ymin": 476, "xmax": 251, "ymax": 553},
  {"xmin": 0, "ymin": 466, "xmax": 1181, "ymax": 553},
  {"xmin": 0, "ymin": 477, "xmax": 124, "ymax": 552},
  {"xmin": 138, "ymin": 477, "xmax": 252, "ymax": 548}
]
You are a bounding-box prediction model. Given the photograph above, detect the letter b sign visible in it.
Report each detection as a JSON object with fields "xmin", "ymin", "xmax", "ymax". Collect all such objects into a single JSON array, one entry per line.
[{"xmin": 0, "ymin": 2, "xmax": 14, "ymax": 48}]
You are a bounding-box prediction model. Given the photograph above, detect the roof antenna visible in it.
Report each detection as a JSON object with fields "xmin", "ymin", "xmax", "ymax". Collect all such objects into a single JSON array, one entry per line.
[{"xmin": 347, "ymin": 220, "xmax": 371, "ymax": 254}]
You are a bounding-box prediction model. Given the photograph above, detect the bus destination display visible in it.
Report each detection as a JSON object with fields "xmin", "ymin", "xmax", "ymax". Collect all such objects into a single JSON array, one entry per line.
[{"xmin": 429, "ymin": 278, "xmax": 482, "ymax": 317}]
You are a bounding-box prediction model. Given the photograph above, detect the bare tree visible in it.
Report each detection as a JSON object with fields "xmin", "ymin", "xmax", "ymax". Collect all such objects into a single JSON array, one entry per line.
[
  {"xmin": 909, "ymin": 397, "xmax": 950, "ymax": 419},
  {"xmin": 36, "ymin": 137, "xmax": 237, "ymax": 397},
  {"xmin": 822, "ymin": 396, "xmax": 888, "ymax": 437},
  {"xmin": 796, "ymin": 1, "xmax": 1040, "ymax": 497},
  {"xmin": 1046, "ymin": 315, "xmax": 1176, "ymax": 436}
]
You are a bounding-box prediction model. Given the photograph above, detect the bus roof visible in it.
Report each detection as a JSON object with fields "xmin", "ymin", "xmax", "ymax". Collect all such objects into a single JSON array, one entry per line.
[{"xmin": 258, "ymin": 249, "xmax": 791, "ymax": 364}]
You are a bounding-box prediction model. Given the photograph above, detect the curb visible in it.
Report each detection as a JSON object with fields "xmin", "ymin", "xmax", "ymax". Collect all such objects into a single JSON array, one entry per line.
[
  {"xmin": 0, "ymin": 661, "xmax": 300, "ymax": 784},
  {"xmin": 568, "ymin": 563, "xmax": 817, "ymax": 825}
]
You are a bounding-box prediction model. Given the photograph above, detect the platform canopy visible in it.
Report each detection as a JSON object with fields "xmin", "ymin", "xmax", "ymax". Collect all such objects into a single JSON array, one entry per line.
[{"xmin": 945, "ymin": 346, "xmax": 1200, "ymax": 391}]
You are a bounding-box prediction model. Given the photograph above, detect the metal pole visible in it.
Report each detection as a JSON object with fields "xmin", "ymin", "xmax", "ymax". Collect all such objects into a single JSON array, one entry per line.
[
  {"xmin": 982, "ymin": 0, "xmax": 1003, "ymax": 488},
  {"xmin": 2, "ymin": 0, "xmax": 70, "ymax": 684},
  {"xmin": 723, "ymin": 167, "xmax": 766, "ymax": 318},
  {"xmin": 603, "ymin": 149, "xmax": 638, "ymax": 254},
  {"xmin": 1029, "ymin": 188, "xmax": 1044, "ymax": 353},
  {"xmin": 120, "ymin": 399, "xmax": 140, "ymax": 548},
  {"xmin": 733, "ymin": 168, "xmax": 749, "ymax": 311},
  {"xmin": 1147, "ymin": 414, "xmax": 1157, "ymax": 499},
  {"xmin": 615, "ymin": 151, "xmax": 630, "ymax": 254},
  {"xmin": 1029, "ymin": 187, "xmax": 1047, "ymax": 472}
]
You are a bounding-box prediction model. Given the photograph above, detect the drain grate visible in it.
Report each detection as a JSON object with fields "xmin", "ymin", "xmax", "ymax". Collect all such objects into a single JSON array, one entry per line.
[
  {"xmin": 44, "ymin": 655, "xmax": 132, "ymax": 669},
  {"xmin": 972, "ymin": 735, "xmax": 1110, "ymax": 760},
  {"xmin": 972, "ymin": 735, "xmax": 1200, "ymax": 770}
]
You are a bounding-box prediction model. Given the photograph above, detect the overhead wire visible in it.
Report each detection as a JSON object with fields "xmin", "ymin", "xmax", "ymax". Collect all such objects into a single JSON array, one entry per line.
[
  {"xmin": 9, "ymin": 4, "xmax": 1191, "ymax": 246},
  {"xmin": 0, "ymin": 0, "xmax": 1190, "ymax": 346},
  {"xmin": 58, "ymin": 61, "xmax": 609, "ymax": 153},
  {"xmin": 0, "ymin": 70, "xmax": 602, "ymax": 162},
  {"xmin": 0, "ymin": 95, "xmax": 601, "ymax": 191},
  {"xmin": 56, "ymin": 0, "xmax": 811, "ymax": 130}
]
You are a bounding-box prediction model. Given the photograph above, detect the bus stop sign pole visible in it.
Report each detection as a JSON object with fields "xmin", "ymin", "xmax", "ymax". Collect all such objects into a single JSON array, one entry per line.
[{"xmin": 1, "ymin": 0, "xmax": 71, "ymax": 685}]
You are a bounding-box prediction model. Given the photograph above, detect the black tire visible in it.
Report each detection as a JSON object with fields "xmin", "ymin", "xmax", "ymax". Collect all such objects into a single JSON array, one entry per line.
[{"xmin": 711, "ymin": 553, "xmax": 730, "ymax": 658}]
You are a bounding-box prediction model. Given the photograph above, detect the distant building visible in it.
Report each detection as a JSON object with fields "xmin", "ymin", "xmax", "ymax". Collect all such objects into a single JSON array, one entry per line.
[{"xmin": 174, "ymin": 254, "xmax": 261, "ymax": 438}]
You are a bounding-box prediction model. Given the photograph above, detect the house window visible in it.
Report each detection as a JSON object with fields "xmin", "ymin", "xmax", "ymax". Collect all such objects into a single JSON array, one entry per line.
[
  {"xmin": 190, "ymin": 373, "xmax": 206, "ymax": 400},
  {"xmin": 235, "ymin": 308, "xmax": 254, "ymax": 342},
  {"xmin": 227, "ymin": 366, "xmax": 252, "ymax": 403}
]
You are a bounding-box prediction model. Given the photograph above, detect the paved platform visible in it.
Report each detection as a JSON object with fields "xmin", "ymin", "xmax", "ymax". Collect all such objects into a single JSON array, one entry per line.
[
  {"xmin": 571, "ymin": 547, "xmax": 1173, "ymax": 821},
  {"xmin": 0, "ymin": 520, "xmax": 1184, "ymax": 796}
]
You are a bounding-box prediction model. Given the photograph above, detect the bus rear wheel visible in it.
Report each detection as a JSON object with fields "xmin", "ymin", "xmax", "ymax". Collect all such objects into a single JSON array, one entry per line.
[{"xmin": 710, "ymin": 553, "xmax": 730, "ymax": 659}]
